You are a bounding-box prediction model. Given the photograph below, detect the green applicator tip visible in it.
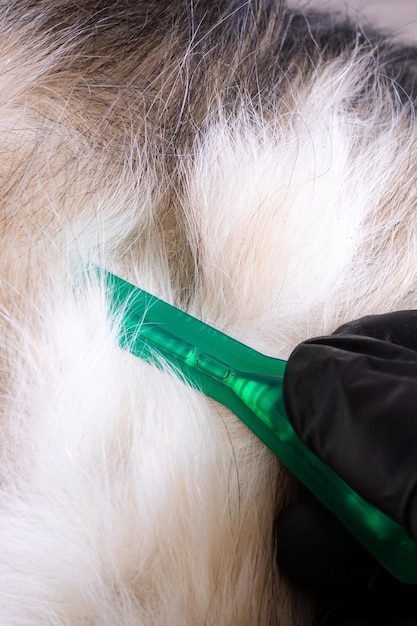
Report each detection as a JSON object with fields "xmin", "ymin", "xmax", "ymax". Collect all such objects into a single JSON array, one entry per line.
[{"xmin": 95, "ymin": 265, "xmax": 417, "ymax": 584}]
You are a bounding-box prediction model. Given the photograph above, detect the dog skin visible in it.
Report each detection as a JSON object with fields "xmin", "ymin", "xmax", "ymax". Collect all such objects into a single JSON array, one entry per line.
[{"xmin": 0, "ymin": 1, "xmax": 417, "ymax": 624}]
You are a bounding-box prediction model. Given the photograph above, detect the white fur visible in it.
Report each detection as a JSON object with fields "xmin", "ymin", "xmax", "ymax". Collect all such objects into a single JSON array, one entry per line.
[{"xmin": 0, "ymin": 3, "xmax": 416, "ymax": 625}]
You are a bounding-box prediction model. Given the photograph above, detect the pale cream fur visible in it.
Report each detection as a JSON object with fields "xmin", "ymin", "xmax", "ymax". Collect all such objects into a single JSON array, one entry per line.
[{"xmin": 0, "ymin": 1, "xmax": 416, "ymax": 625}]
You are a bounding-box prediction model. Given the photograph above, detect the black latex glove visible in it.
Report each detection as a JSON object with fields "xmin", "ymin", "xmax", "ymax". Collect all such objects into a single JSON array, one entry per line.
[
  {"xmin": 275, "ymin": 310, "xmax": 417, "ymax": 624},
  {"xmin": 283, "ymin": 310, "xmax": 417, "ymax": 540}
]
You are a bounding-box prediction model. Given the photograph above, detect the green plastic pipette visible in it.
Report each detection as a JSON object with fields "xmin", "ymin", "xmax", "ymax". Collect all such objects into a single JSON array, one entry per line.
[{"xmin": 99, "ymin": 266, "xmax": 417, "ymax": 584}]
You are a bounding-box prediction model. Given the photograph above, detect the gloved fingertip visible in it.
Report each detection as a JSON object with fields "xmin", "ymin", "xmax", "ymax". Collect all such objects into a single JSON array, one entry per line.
[
  {"xmin": 316, "ymin": 605, "xmax": 371, "ymax": 626},
  {"xmin": 317, "ymin": 604, "xmax": 417, "ymax": 626},
  {"xmin": 406, "ymin": 489, "xmax": 417, "ymax": 543},
  {"xmin": 275, "ymin": 493, "xmax": 375, "ymax": 595}
]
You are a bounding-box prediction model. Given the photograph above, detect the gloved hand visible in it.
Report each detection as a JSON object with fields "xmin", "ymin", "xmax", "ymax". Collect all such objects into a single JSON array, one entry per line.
[{"xmin": 275, "ymin": 310, "xmax": 417, "ymax": 624}]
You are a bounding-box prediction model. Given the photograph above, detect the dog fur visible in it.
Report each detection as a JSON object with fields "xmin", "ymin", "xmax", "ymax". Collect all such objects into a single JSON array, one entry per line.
[{"xmin": 0, "ymin": 1, "xmax": 417, "ymax": 624}]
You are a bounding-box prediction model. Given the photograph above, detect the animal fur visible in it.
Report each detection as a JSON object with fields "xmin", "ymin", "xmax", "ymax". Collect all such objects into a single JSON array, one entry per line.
[{"xmin": 0, "ymin": 0, "xmax": 417, "ymax": 624}]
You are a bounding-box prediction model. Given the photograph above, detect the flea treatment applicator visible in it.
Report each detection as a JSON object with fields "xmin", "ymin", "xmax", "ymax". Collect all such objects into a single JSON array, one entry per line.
[{"xmin": 97, "ymin": 266, "xmax": 417, "ymax": 584}]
